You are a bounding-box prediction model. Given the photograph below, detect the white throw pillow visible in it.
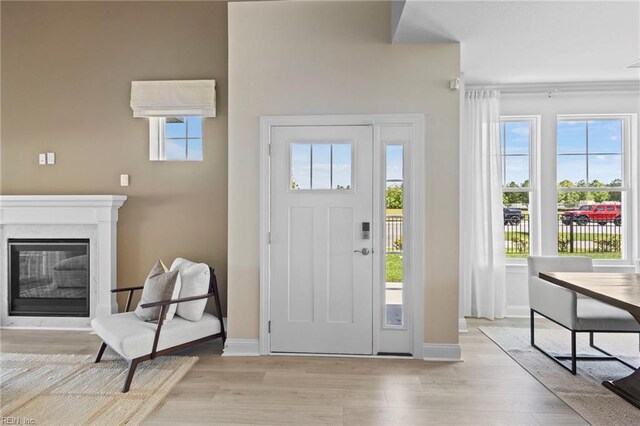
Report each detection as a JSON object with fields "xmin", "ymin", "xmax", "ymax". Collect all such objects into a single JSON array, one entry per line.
[{"xmin": 170, "ymin": 258, "xmax": 210, "ymax": 322}]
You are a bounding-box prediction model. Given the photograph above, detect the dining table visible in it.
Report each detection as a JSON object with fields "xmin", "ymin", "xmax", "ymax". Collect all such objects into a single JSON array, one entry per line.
[{"xmin": 539, "ymin": 272, "xmax": 640, "ymax": 409}]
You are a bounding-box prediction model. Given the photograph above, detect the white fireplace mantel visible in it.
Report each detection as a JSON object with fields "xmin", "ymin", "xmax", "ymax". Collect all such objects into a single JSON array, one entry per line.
[{"xmin": 0, "ymin": 195, "xmax": 127, "ymax": 328}]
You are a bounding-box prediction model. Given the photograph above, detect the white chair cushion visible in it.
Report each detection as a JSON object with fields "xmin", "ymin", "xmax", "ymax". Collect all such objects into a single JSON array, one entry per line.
[
  {"xmin": 170, "ymin": 258, "xmax": 210, "ymax": 322},
  {"xmin": 91, "ymin": 312, "xmax": 220, "ymax": 360},
  {"xmin": 576, "ymin": 298, "xmax": 640, "ymax": 332}
]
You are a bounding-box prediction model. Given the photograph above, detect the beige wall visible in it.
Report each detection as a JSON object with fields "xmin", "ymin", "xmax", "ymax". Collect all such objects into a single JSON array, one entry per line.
[
  {"xmin": 228, "ymin": 1, "xmax": 460, "ymax": 344},
  {"xmin": 0, "ymin": 1, "xmax": 229, "ymax": 314}
]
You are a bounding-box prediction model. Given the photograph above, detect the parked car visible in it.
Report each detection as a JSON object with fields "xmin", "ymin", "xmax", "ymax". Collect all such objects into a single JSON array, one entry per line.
[
  {"xmin": 561, "ymin": 203, "xmax": 621, "ymax": 226},
  {"xmin": 503, "ymin": 207, "xmax": 524, "ymax": 226}
]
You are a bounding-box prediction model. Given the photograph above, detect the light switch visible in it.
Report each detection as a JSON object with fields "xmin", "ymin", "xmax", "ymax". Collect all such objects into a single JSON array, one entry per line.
[
  {"xmin": 46, "ymin": 152, "xmax": 55, "ymax": 164},
  {"xmin": 120, "ymin": 174, "xmax": 129, "ymax": 187},
  {"xmin": 39, "ymin": 153, "xmax": 46, "ymax": 165}
]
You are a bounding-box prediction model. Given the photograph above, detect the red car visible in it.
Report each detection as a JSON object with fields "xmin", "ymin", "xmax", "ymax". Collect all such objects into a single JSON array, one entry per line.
[{"xmin": 561, "ymin": 203, "xmax": 621, "ymax": 226}]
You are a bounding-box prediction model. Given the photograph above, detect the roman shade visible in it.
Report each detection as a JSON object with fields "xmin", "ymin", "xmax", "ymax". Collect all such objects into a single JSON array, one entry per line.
[{"xmin": 130, "ymin": 80, "xmax": 216, "ymax": 117}]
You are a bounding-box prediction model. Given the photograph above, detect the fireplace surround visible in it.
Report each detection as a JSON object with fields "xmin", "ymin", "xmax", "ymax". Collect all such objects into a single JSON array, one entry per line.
[{"xmin": 0, "ymin": 195, "xmax": 127, "ymax": 328}]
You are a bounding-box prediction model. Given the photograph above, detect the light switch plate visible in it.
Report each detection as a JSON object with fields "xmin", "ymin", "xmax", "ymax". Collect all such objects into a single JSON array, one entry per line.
[
  {"xmin": 120, "ymin": 174, "xmax": 129, "ymax": 187},
  {"xmin": 46, "ymin": 152, "xmax": 55, "ymax": 164},
  {"xmin": 39, "ymin": 153, "xmax": 46, "ymax": 165}
]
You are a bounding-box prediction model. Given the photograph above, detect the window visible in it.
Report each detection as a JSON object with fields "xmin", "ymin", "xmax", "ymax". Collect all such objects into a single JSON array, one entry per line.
[
  {"xmin": 557, "ymin": 117, "xmax": 627, "ymax": 260},
  {"xmin": 149, "ymin": 116, "xmax": 203, "ymax": 161},
  {"xmin": 385, "ymin": 144, "xmax": 404, "ymax": 326},
  {"xmin": 500, "ymin": 117, "xmax": 536, "ymax": 258},
  {"xmin": 290, "ymin": 143, "xmax": 352, "ymax": 190}
]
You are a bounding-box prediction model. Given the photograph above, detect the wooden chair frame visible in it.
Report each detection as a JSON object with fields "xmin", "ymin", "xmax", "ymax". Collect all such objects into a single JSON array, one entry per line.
[{"xmin": 94, "ymin": 267, "xmax": 226, "ymax": 392}]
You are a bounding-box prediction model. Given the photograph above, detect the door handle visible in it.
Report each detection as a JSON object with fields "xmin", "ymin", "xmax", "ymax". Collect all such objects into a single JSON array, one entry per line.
[{"xmin": 353, "ymin": 248, "xmax": 370, "ymax": 256}]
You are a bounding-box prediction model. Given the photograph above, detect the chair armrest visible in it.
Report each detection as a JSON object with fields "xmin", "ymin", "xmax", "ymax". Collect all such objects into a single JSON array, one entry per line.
[
  {"xmin": 111, "ymin": 286, "xmax": 144, "ymax": 293},
  {"xmin": 140, "ymin": 293, "xmax": 215, "ymax": 309},
  {"xmin": 530, "ymin": 275, "xmax": 577, "ymax": 329},
  {"xmin": 111, "ymin": 286, "xmax": 144, "ymax": 312}
]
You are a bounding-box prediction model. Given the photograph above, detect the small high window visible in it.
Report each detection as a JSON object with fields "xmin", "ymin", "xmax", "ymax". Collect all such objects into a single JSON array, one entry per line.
[
  {"xmin": 149, "ymin": 116, "xmax": 203, "ymax": 161},
  {"xmin": 290, "ymin": 143, "xmax": 352, "ymax": 190}
]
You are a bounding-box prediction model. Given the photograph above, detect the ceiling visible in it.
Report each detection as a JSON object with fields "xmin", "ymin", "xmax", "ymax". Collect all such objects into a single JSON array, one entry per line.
[{"xmin": 392, "ymin": 0, "xmax": 640, "ymax": 85}]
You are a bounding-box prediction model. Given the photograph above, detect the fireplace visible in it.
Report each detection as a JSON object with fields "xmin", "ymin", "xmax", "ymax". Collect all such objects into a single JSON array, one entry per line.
[
  {"xmin": 8, "ymin": 239, "xmax": 90, "ymax": 317},
  {"xmin": 1, "ymin": 195, "xmax": 126, "ymax": 328}
]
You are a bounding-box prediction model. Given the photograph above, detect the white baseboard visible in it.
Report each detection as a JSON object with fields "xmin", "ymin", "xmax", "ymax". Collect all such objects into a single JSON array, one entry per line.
[
  {"xmin": 505, "ymin": 305, "xmax": 530, "ymax": 318},
  {"xmin": 423, "ymin": 343, "xmax": 462, "ymax": 362},
  {"xmin": 458, "ymin": 317, "xmax": 468, "ymax": 333},
  {"xmin": 222, "ymin": 338, "xmax": 260, "ymax": 356}
]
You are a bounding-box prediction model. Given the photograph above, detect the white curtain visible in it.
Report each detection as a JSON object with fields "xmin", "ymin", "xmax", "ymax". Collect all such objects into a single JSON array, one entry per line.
[{"xmin": 461, "ymin": 90, "xmax": 506, "ymax": 320}]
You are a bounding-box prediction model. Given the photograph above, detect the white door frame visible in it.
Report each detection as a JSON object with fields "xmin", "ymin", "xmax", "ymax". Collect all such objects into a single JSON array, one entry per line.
[{"xmin": 259, "ymin": 114, "xmax": 425, "ymax": 359}]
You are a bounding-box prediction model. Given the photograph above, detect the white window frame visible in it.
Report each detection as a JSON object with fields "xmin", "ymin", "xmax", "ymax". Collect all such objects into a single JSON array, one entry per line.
[
  {"xmin": 500, "ymin": 115, "xmax": 541, "ymax": 264},
  {"xmin": 555, "ymin": 114, "xmax": 637, "ymax": 265},
  {"xmin": 148, "ymin": 117, "xmax": 203, "ymax": 161}
]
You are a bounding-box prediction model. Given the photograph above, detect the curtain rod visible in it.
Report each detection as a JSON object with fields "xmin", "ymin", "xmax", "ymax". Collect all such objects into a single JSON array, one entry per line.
[{"xmin": 465, "ymin": 81, "xmax": 640, "ymax": 95}]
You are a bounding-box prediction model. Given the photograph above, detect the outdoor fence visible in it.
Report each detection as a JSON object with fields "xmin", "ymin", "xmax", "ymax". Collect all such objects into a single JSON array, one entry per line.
[
  {"xmin": 386, "ymin": 215, "xmax": 403, "ymax": 253},
  {"xmin": 503, "ymin": 212, "xmax": 622, "ymax": 257},
  {"xmin": 557, "ymin": 213, "xmax": 621, "ymax": 256},
  {"xmin": 387, "ymin": 213, "xmax": 622, "ymax": 257}
]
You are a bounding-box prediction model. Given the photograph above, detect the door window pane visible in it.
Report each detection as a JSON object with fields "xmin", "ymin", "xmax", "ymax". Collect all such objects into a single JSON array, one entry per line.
[
  {"xmin": 385, "ymin": 145, "xmax": 404, "ymax": 327},
  {"xmin": 290, "ymin": 143, "xmax": 352, "ymax": 190},
  {"xmin": 311, "ymin": 145, "xmax": 331, "ymax": 189}
]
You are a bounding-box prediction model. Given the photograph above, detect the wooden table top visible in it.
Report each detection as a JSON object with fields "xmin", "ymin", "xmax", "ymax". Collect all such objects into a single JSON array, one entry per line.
[{"xmin": 539, "ymin": 272, "xmax": 640, "ymax": 318}]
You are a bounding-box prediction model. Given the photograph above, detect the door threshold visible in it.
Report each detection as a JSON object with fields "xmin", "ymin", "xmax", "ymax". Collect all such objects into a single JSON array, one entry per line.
[{"xmin": 269, "ymin": 352, "xmax": 412, "ymax": 359}]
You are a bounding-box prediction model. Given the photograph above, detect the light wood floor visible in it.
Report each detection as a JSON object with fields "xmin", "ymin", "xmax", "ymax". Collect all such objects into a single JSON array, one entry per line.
[{"xmin": 0, "ymin": 318, "xmax": 587, "ymax": 425}]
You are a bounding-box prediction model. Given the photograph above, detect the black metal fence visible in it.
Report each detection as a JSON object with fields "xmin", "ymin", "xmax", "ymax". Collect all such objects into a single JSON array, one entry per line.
[
  {"xmin": 504, "ymin": 213, "xmax": 530, "ymax": 256},
  {"xmin": 503, "ymin": 212, "xmax": 622, "ymax": 258},
  {"xmin": 557, "ymin": 213, "xmax": 621, "ymax": 256},
  {"xmin": 386, "ymin": 216, "xmax": 403, "ymax": 253}
]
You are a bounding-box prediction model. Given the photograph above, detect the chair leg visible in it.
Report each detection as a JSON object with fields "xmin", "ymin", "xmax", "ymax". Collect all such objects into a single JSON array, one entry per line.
[
  {"xmin": 571, "ymin": 330, "xmax": 577, "ymax": 375},
  {"xmin": 530, "ymin": 309, "xmax": 535, "ymax": 346},
  {"xmin": 122, "ymin": 359, "xmax": 140, "ymax": 393},
  {"xmin": 95, "ymin": 342, "xmax": 107, "ymax": 363}
]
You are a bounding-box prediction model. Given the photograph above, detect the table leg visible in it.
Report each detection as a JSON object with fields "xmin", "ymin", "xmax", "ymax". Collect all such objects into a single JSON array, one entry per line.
[
  {"xmin": 602, "ymin": 313, "xmax": 640, "ymax": 409},
  {"xmin": 603, "ymin": 369, "xmax": 640, "ymax": 409}
]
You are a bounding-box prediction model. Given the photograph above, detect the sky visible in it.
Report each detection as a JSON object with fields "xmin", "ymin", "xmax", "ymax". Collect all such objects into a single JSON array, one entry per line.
[
  {"xmin": 501, "ymin": 119, "xmax": 622, "ymax": 187},
  {"xmin": 290, "ymin": 143, "xmax": 404, "ymax": 189},
  {"xmin": 165, "ymin": 117, "xmax": 203, "ymax": 161}
]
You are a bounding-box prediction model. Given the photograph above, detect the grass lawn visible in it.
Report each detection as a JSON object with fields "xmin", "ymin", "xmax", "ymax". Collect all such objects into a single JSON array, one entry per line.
[{"xmin": 386, "ymin": 253, "xmax": 403, "ymax": 282}]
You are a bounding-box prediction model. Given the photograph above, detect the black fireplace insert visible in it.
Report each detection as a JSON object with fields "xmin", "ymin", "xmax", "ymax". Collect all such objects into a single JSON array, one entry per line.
[{"xmin": 8, "ymin": 239, "xmax": 90, "ymax": 317}]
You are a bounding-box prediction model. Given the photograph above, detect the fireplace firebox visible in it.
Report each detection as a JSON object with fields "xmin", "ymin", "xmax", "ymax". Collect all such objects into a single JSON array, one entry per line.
[{"xmin": 8, "ymin": 239, "xmax": 90, "ymax": 317}]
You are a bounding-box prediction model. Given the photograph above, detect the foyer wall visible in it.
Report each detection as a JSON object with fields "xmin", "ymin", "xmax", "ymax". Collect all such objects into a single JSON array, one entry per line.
[{"xmin": 227, "ymin": 1, "xmax": 461, "ymax": 345}]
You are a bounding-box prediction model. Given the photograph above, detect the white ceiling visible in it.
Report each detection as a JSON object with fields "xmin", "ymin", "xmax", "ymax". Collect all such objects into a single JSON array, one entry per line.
[{"xmin": 392, "ymin": 0, "xmax": 640, "ymax": 85}]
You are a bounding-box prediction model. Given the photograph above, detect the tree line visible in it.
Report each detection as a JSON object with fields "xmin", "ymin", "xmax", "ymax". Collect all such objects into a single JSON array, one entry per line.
[{"xmin": 503, "ymin": 179, "xmax": 622, "ymax": 207}]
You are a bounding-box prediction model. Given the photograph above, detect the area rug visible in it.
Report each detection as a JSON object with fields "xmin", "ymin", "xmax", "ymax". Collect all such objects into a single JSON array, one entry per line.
[
  {"xmin": 480, "ymin": 326, "xmax": 640, "ymax": 426},
  {"xmin": 0, "ymin": 352, "xmax": 198, "ymax": 425}
]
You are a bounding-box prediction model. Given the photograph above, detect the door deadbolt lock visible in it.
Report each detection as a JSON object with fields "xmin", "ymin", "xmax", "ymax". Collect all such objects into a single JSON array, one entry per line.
[{"xmin": 362, "ymin": 222, "xmax": 370, "ymax": 239}]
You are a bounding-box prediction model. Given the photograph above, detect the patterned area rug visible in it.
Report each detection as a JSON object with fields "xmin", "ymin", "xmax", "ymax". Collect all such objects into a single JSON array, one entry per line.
[
  {"xmin": 480, "ymin": 326, "xmax": 640, "ymax": 426},
  {"xmin": 0, "ymin": 352, "xmax": 197, "ymax": 425}
]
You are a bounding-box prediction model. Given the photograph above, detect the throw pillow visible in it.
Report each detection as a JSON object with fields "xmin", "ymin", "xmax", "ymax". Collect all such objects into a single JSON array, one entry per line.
[
  {"xmin": 171, "ymin": 258, "xmax": 210, "ymax": 322},
  {"xmin": 134, "ymin": 260, "xmax": 181, "ymax": 322}
]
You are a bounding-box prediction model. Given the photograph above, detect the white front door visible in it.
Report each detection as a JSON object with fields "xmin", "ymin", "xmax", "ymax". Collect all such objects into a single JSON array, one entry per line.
[{"xmin": 270, "ymin": 125, "xmax": 373, "ymax": 354}]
